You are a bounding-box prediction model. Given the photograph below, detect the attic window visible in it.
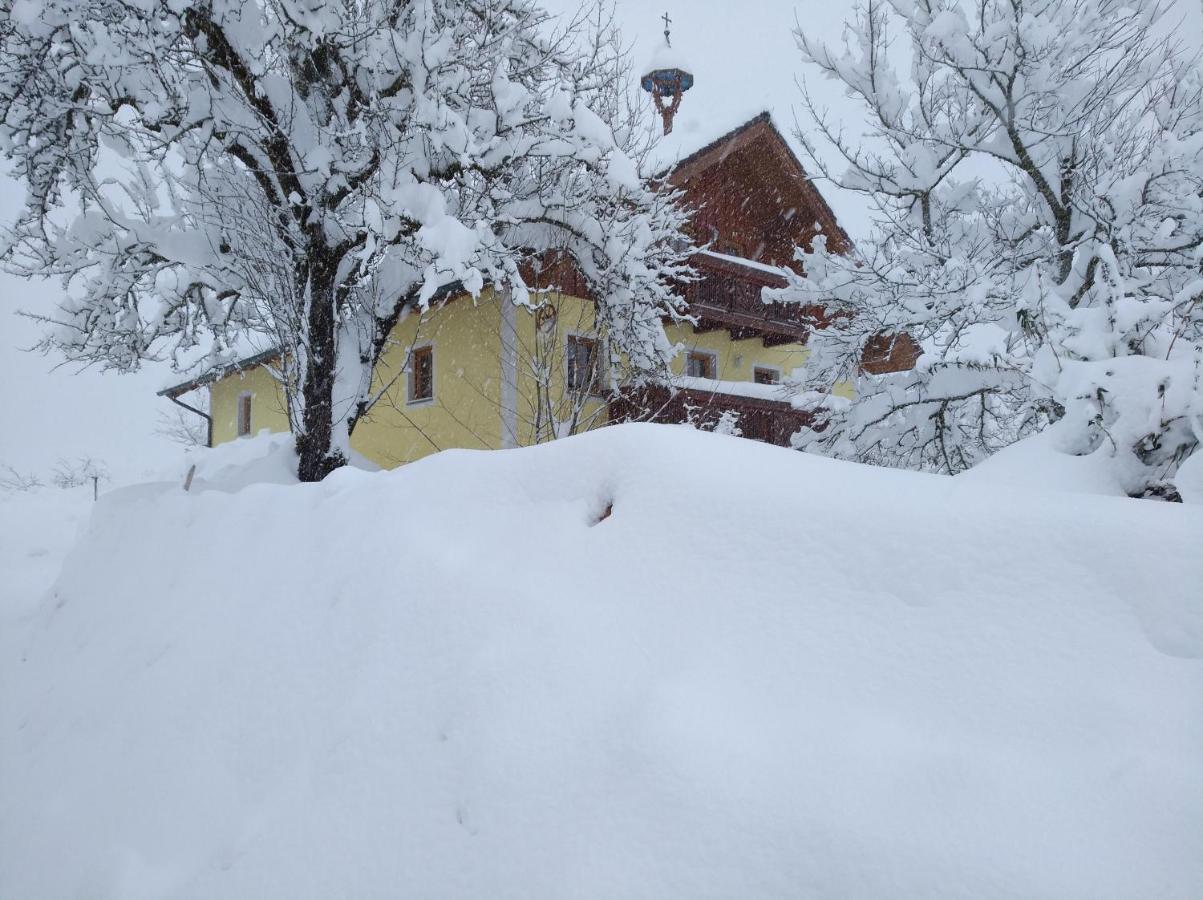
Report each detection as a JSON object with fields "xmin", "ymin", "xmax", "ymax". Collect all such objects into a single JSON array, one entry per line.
[
  {"xmin": 685, "ymin": 351, "xmax": 717, "ymax": 379},
  {"xmin": 408, "ymin": 345, "xmax": 434, "ymax": 403},
  {"xmin": 237, "ymin": 392, "xmax": 252, "ymax": 437}
]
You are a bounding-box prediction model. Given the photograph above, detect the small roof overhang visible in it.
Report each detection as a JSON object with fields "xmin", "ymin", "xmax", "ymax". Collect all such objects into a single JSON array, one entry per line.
[{"xmin": 157, "ymin": 348, "xmax": 282, "ymax": 399}]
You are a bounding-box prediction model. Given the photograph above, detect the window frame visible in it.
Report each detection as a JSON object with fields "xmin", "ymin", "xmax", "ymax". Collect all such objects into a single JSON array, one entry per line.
[
  {"xmin": 565, "ymin": 333, "xmax": 604, "ymax": 397},
  {"xmin": 753, "ymin": 365, "xmax": 781, "ymax": 385},
  {"xmin": 684, "ymin": 350, "xmax": 718, "ymax": 380},
  {"xmin": 407, "ymin": 343, "xmax": 436, "ymax": 405},
  {"xmin": 236, "ymin": 391, "xmax": 253, "ymax": 437}
]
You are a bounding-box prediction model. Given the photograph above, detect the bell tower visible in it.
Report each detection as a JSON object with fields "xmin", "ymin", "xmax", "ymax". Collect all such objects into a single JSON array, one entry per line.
[{"xmin": 641, "ymin": 13, "xmax": 694, "ymax": 135}]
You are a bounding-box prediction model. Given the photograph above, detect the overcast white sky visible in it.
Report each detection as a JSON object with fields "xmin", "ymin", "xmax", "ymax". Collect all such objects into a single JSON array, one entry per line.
[{"xmin": 1, "ymin": 0, "xmax": 1200, "ymax": 481}]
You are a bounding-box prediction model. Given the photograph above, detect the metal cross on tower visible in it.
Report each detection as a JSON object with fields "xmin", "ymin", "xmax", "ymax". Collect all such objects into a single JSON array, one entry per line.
[{"xmin": 662, "ymin": 12, "xmax": 672, "ymax": 45}]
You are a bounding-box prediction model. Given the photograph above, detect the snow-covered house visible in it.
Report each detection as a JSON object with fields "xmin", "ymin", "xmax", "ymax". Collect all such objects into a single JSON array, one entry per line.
[{"xmin": 162, "ymin": 113, "xmax": 907, "ymax": 466}]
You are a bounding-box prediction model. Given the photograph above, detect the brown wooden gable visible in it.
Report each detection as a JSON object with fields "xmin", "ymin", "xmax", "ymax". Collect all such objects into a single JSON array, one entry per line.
[
  {"xmin": 518, "ymin": 250, "xmax": 594, "ymax": 301},
  {"xmin": 507, "ymin": 117, "xmax": 852, "ymax": 348},
  {"xmin": 666, "ymin": 112, "xmax": 850, "ymax": 267}
]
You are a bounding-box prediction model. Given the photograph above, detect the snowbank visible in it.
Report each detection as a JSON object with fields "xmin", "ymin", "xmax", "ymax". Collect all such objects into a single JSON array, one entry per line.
[
  {"xmin": 958, "ymin": 426, "xmax": 1129, "ymax": 497},
  {"xmin": 0, "ymin": 486, "xmax": 93, "ymax": 641},
  {"xmin": 3, "ymin": 424, "xmax": 1201, "ymax": 899},
  {"xmin": 960, "ymin": 422, "xmax": 1203, "ymax": 503}
]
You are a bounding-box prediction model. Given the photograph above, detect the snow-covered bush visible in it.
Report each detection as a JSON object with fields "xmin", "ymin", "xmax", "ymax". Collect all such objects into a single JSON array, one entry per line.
[
  {"xmin": 780, "ymin": 0, "xmax": 1203, "ymax": 499},
  {"xmin": 710, "ymin": 409, "xmax": 744, "ymax": 437},
  {"xmin": 50, "ymin": 457, "xmax": 111, "ymax": 492},
  {"xmin": 0, "ymin": 464, "xmax": 41, "ymax": 494}
]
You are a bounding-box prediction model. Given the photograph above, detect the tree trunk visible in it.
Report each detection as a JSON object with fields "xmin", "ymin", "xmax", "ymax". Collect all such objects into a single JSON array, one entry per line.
[{"xmin": 295, "ymin": 253, "xmax": 347, "ymax": 483}]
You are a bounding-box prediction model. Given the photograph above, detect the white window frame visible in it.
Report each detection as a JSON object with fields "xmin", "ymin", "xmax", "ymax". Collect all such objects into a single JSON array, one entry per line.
[
  {"xmin": 236, "ymin": 391, "xmax": 253, "ymax": 437},
  {"xmin": 684, "ymin": 349, "xmax": 719, "ymax": 380},
  {"xmin": 406, "ymin": 342, "xmax": 436, "ymax": 406}
]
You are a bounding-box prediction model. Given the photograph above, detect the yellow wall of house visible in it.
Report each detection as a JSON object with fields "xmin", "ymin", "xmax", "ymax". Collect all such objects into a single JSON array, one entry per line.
[
  {"xmin": 665, "ymin": 322, "xmax": 810, "ymax": 382},
  {"xmin": 510, "ymin": 291, "xmax": 608, "ymax": 445},
  {"xmin": 350, "ymin": 290, "xmax": 503, "ymax": 467},
  {"xmin": 205, "ymin": 290, "xmax": 843, "ymax": 467},
  {"xmin": 207, "ymin": 291, "xmax": 503, "ymax": 468},
  {"xmin": 209, "ymin": 364, "xmax": 291, "ymax": 446},
  {"xmin": 663, "ymin": 325, "xmax": 853, "ymax": 398}
]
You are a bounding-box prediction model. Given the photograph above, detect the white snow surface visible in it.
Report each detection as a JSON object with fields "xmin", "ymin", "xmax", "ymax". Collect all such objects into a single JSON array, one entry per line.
[
  {"xmin": 957, "ymin": 426, "xmax": 1129, "ymax": 498},
  {"xmin": 697, "ymin": 248, "xmax": 792, "ymax": 277},
  {"xmin": 2, "ymin": 424, "xmax": 1202, "ymax": 899},
  {"xmin": 671, "ymin": 374, "xmax": 791, "ymax": 402}
]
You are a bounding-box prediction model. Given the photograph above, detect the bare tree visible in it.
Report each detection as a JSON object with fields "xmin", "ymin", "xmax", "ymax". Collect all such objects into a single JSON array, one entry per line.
[
  {"xmin": 0, "ymin": 464, "xmax": 42, "ymax": 494},
  {"xmin": 156, "ymin": 401, "xmax": 210, "ymax": 448},
  {"xmin": 51, "ymin": 457, "xmax": 111, "ymax": 492}
]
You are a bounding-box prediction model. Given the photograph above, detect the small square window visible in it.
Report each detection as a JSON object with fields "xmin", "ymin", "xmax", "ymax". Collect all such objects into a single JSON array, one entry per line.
[
  {"xmin": 685, "ymin": 351, "xmax": 716, "ymax": 379},
  {"xmin": 753, "ymin": 367, "xmax": 780, "ymax": 385},
  {"xmin": 408, "ymin": 346, "xmax": 434, "ymax": 403},
  {"xmin": 237, "ymin": 393, "xmax": 252, "ymax": 437},
  {"xmin": 567, "ymin": 335, "xmax": 601, "ymax": 394}
]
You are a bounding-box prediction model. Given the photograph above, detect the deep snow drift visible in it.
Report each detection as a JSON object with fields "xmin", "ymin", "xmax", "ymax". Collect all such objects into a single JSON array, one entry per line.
[{"xmin": 2, "ymin": 425, "xmax": 1201, "ymax": 899}]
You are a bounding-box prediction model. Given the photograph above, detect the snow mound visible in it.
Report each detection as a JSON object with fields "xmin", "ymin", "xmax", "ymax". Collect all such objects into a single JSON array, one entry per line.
[
  {"xmin": 170, "ymin": 429, "xmax": 380, "ymax": 494},
  {"xmin": 1176, "ymin": 449, "xmax": 1203, "ymax": 505},
  {"xmin": 0, "ymin": 487, "xmax": 93, "ymax": 632},
  {"xmin": 960, "ymin": 422, "xmax": 1203, "ymax": 503},
  {"xmin": 3, "ymin": 424, "xmax": 1201, "ymax": 899},
  {"xmin": 181, "ymin": 430, "xmax": 300, "ymax": 492},
  {"xmin": 958, "ymin": 426, "xmax": 1127, "ymax": 497}
]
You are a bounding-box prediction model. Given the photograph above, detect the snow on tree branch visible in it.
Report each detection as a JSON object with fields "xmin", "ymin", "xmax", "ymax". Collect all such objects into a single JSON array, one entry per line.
[
  {"xmin": 779, "ymin": 0, "xmax": 1203, "ymax": 499},
  {"xmin": 0, "ymin": 0, "xmax": 695, "ymax": 480}
]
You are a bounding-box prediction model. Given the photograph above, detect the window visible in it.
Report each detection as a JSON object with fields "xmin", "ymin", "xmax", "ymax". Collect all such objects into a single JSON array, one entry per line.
[
  {"xmin": 408, "ymin": 345, "xmax": 434, "ymax": 403},
  {"xmin": 567, "ymin": 335, "xmax": 600, "ymax": 394},
  {"xmin": 753, "ymin": 366, "xmax": 780, "ymax": 385},
  {"xmin": 236, "ymin": 393, "xmax": 252, "ymax": 437},
  {"xmin": 685, "ymin": 351, "xmax": 717, "ymax": 379}
]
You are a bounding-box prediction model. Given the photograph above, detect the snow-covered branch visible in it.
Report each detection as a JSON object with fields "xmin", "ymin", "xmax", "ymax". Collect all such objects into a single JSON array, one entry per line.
[
  {"xmin": 780, "ymin": 0, "xmax": 1203, "ymax": 498},
  {"xmin": 0, "ymin": 0, "xmax": 695, "ymax": 480}
]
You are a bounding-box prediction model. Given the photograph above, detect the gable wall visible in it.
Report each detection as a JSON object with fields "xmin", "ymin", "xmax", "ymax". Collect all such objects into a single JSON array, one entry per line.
[
  {"xmin": 210, "ymin": 364, "xmax": 291, "ymax": 446},
  {"xmin": 674, "ymin": 128, "xmax": 849, "ymax": 268}
]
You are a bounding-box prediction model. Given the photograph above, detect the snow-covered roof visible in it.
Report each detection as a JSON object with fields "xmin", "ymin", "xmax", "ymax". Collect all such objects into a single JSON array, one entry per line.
[
  {"xmin": 670, "ymin": 374, "xmax": 792, "ymax": 402},
  {"xmin": 647, "ymin": 109, "xmax": 773, "ymax": 174},
  {"xmin": 697, "ymin": 248, "xmax": 792, "ymax": 279}
]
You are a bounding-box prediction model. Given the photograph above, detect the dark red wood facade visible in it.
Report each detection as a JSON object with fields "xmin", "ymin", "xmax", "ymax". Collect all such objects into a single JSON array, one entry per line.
[
  {"xmin": 683, "ymin": 252, "xmax": 827, "ymax": 347},
  {"xmin": 667, "ymin": 111, "xmax": 851, "ymax": 267},
  {"xmin": 610, "ymin": 387, "xmax": 814, "ymax": 447}
]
